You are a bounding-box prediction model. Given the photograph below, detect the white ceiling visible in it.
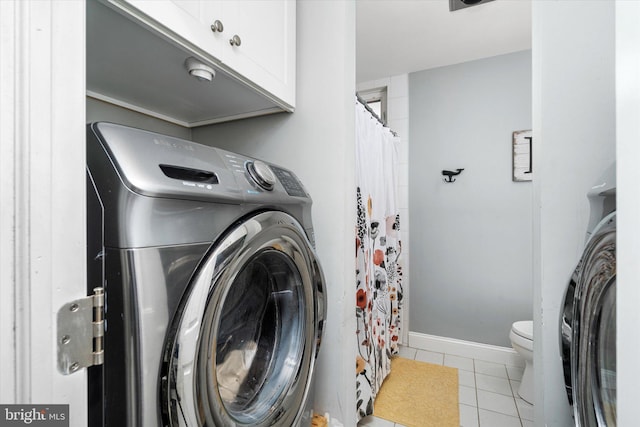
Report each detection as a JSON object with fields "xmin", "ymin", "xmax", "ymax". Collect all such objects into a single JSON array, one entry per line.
[{"xmin": 356, "ymin": 0, "xmax": 532, "ymax": 83}]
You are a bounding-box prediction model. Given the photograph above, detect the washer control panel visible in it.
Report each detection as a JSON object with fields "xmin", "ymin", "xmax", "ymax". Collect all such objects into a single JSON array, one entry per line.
[
  {"xmin": 246, "ymin": 160, "xmax": 276, "ymax": 191},
  {"xmin": 217, "ymin": 149, "xmax": 308, "ymax": 198},
  {"xmin": 270, "ymin": 166, "xmax": 308, "ymax": 198}
]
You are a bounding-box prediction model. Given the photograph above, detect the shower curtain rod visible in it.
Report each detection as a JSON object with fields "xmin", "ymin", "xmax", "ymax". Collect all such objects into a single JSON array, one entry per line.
[{"xmin": 355, "ymin": 94, "xmax": 398, "ymax": 137}]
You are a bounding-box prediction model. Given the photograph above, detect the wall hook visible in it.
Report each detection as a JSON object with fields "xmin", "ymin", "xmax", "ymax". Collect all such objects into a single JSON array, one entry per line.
[{"xmin": 442, "ymin": 168, "xmax": 464, "ymax": 183}]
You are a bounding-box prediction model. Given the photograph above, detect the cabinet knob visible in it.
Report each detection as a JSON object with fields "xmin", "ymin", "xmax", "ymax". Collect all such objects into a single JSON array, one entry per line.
[
  {"xmin": 229, "ymin": 35, "xmax": 242, "ymax": 47},
  {"xmin": 210, "ymin": 20, "xmax": 224, "ymax": 33}
]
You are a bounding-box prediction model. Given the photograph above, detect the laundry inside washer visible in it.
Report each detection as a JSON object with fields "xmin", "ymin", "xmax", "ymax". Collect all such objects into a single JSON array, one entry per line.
[{"xmin": 86, "ymin": 122, "xmax": 326, "ymax": 427}]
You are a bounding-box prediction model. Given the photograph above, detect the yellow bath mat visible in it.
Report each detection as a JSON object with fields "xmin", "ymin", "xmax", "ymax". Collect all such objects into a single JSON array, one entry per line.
[
  {"xmin": 373, "ymin": 357, "xmax": 459, "ymax": 427},
  {"xmin": 311, "ymin": 414, "xmax": 329, "ymax": 427},
  {"xmin": 311, "ymin": 413, "xmax": 328, "ymax": 427}
]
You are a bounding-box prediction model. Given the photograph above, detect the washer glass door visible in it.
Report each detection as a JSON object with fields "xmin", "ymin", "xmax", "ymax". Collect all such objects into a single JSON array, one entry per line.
[
  {"xmin": 592, "ymin": 279, "xmax": 616, "ymax": 426},
  {"xmin": 162, "ymin": 211, "xmax": 325, "ymax": 427},
  {"xmin": 569, "ymin": 213, "xmax": 616, "ymax": 427},
  {"xmin": 214, "ymin": 249, "xmax": 304, "ymax": 422}
]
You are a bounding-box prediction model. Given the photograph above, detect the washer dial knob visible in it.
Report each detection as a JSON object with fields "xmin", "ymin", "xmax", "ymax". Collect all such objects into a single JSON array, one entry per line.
[{"xmin": 247, "ymin": 160, "xmax": 276, "ymax": 191}]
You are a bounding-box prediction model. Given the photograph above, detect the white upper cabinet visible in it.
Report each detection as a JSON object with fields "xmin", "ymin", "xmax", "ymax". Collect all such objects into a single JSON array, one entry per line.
[
  {"xmin": 118, "ymin": 0, "xmax": 295, "ymax": 107},
  {"xmin": 87, "ymin": 0, "xmax": 295, "ymax": 126},
  {"xmin": 218, "ymin": 1, "xmax": 295, "ymax": 105}
]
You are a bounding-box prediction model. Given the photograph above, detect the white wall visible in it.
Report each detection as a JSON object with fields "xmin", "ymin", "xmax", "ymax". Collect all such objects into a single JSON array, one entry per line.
[
  {"xmin": 357, "ymin": 75, "xmax": 410, "ymax": 343},
  {"xmin": 408, "ymin": 51, "xmax": 533, "ymax": 348},
  {"xmin": 617, "ymin": 2, "xmax": 640, "ymax": 425},
  {"xmin": 192, "ymin": 2, "xmax": 357, "ymax": 425},
  {"xmin": 532, "ymin": 2, "xmax": 615, "ymax": 425}
]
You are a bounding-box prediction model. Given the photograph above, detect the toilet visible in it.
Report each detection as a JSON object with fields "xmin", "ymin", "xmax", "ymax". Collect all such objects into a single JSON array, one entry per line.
[{"xmin": 509, "ymin": 320, "xmax": 533, "ymax": 404}]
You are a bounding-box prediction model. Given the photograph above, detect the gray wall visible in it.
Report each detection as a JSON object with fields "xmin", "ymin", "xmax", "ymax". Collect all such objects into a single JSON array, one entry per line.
[
  {"xmin": 408, "ymin": 51, "xmax": 532, "ymax": 347},
  {"xmin": 532, "ymin": 2, "xmax": 615, "ymax": 425}
]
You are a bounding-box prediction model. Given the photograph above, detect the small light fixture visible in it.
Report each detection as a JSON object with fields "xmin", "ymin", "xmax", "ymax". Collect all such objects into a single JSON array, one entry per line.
[{"xmin": 184, "ymin": 57, "xmax": 216, "ymax": 82}]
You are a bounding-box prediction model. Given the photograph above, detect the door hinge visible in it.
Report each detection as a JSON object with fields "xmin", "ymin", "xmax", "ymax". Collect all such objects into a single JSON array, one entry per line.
[{"xmin": 57, "ymin": 287, "xmax": 104, "ymax": 375}]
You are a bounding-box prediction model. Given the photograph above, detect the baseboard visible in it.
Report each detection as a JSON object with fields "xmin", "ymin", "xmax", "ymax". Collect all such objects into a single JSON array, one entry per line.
[{"xmin": 408, "ymin": 331, "xmax": 525, "ymax": 367}]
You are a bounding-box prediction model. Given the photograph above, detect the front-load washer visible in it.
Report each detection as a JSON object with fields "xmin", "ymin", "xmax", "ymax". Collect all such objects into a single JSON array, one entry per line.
[
  {"xmin": 560, "ymin": 164, "xmax": 616, "ymax": 426},
  {"xmin": 86, "ymin": 122, "xmax": 326, "ymax": 427}
]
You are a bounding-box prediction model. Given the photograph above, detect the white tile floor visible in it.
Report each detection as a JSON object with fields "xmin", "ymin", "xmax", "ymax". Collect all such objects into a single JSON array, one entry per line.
[{"xmin": 357, "ymin": 346, "xmax": 534, "ymax": 427}]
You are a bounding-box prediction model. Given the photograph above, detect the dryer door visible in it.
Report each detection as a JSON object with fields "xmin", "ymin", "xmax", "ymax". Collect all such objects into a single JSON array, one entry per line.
[
  {"xmin": 162, "ymin": 211, "xmax": 326, "ymax": 427},
  {"xmin": 561, "ymin": 213, "xmax": 616, "ymax": 427}
]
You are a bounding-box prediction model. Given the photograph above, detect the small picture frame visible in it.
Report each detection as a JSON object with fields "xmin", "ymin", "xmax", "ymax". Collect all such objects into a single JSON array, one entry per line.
[{"xmin": 513, "ymin": 130, "xmax": 532, "ymax": 182}]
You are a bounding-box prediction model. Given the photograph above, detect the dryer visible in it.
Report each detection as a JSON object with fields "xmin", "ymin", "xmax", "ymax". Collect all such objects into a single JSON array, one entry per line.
[
  {"xmin": 560, "ymin": 164, "xmax": 616, "ymax": 426},
  {"xmin": 86, "ymin": 122, "xmax": 326, "ymax": 426}
]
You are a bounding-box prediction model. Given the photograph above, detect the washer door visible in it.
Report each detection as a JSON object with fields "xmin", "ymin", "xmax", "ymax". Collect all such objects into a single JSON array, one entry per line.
[
  {"xmin": 561, "ymin": 213, "xmax": 616, "ymax": 426},
  {"xmin": 162, "ymin": 211, "xmax": 325, "ymax": 427}
]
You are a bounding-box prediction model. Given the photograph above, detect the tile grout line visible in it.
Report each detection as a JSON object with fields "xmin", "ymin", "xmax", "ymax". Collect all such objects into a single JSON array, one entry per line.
[
  {"xmin": 473, "ymin": 359, "xmax": 480, "ymax": 427},
  {"xmin": 507, "ymin": 361, "xmax": 524, "ymax": 427},
  {"xmin": 507, "ymin": 368, "xmax": 524, "ymax": 427},
  {"xmin": 475, "ymin": 358, "xmax": 527, "ymax": 427}
]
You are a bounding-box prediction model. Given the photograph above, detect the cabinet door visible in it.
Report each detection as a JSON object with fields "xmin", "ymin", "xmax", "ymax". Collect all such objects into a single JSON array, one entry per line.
[
  {"xmin": 220, "ymin": 0, "xmax": 295, "ymax": 106},
  {"xmin": 117, "ymin": 0, "xmax": 226, "ymax": 63}
]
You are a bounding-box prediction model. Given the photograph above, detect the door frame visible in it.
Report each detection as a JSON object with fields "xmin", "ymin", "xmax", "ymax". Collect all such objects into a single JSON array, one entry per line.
[{"xmin": 0, "ymin": 0, "xmax": 87, "ymax": 422}]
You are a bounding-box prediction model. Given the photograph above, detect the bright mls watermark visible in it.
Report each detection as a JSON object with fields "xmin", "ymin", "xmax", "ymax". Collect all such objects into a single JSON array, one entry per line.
[{"xmin": 0, "ymin": 405, "xmax": 68, "ymax": 426}]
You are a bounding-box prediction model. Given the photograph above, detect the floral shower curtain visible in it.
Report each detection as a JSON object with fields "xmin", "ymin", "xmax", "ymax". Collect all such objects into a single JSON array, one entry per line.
[{"xmin": 355, "ymin": 99, "xmax": 403, "ymax": 421}]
